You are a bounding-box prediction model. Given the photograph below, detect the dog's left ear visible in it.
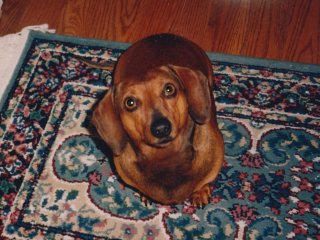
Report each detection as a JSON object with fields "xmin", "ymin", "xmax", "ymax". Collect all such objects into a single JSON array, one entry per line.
[{"xmin": 167, "ymin": 65, "xmax": 212, "ymax": 124}]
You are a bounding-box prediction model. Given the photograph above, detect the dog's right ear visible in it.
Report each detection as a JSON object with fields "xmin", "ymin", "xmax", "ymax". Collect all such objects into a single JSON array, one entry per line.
[
  {"xmin": 92, "ymin": 88, "xmax": 128, "ymax": 155},
  {"xmin": 166, "ymin": 65, "xmax": 212, "ymax": 124}
]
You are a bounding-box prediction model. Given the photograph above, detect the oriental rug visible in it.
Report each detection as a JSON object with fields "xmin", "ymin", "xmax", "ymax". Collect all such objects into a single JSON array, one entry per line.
[{"xmin": 0, "ymin": 31, "xmax": 319, "ymax": 239}]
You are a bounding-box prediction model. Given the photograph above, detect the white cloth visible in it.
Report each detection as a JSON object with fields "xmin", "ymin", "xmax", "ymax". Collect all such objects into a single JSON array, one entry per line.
[{"xmin": 0, "ymin": 24, "xmax": 55, "ymax": 103}]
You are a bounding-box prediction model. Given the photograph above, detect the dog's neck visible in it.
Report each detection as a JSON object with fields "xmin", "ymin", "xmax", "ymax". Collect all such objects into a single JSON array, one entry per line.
[{"xmin": 139, "ymin": 137, "xmax": 194, "ymax": 163}]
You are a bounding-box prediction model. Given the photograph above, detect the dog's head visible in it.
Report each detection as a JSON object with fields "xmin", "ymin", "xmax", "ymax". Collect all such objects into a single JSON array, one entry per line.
[{"xmin": 92, "ymin": 65, "xmax": 212, "ymax": 155}]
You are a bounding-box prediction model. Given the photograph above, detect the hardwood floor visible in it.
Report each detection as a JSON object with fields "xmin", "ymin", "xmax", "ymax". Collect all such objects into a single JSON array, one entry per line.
[{"xmin": 0, "ymin": 0, "xmax": 319, "ymax": 64}]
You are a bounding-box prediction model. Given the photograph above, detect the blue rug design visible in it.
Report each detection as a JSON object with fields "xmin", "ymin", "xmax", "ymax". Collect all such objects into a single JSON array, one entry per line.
[{"xmin": 0, "ymin": 32, "xmax": 319, "ymax": 239}]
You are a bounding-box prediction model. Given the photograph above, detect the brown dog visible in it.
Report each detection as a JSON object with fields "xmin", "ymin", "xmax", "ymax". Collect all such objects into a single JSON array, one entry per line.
[{"xmin": 92, "ymin": 34, "xmax": 224, "ymax": 206}]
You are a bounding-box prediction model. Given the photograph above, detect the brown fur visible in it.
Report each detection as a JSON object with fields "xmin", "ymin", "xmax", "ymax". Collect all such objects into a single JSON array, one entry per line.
[{"xmin": 92, "ymin": 34, "xmax": 224, "ymax": 205}]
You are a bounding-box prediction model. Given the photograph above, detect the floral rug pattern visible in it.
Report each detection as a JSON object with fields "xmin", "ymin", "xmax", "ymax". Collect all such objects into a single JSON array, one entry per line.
[{"xmin": 0, "ymin": 33, "xmax": 319, "ymax": 239}]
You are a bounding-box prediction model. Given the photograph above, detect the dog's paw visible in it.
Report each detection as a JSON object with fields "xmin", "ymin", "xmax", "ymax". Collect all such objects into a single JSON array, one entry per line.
[
  {"xmin": 190, "ymin": 184, "xmax": 212, "ymax": 208},
  {"xmin": 141, "ymin": 195, "xmax": 153, "ymax": 207},
  {"xmin": 133, "ymin": 192, "xmax": 152, "ymax": 206}
]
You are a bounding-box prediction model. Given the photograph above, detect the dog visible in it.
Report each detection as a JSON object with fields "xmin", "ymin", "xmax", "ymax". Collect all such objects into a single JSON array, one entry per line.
[{"xmin": 91, "ymin": 34, "xmax": 224, "ymax": 206}]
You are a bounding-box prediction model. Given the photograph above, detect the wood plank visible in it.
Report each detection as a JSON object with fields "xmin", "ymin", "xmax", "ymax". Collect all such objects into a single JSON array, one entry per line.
[
  {"xmin": 0, "ymin": 0, "xmax": 319, "ymax": 64},
  {"xmin": 0, "ymin": 0, "xmax": 66, "ymax": 33}
]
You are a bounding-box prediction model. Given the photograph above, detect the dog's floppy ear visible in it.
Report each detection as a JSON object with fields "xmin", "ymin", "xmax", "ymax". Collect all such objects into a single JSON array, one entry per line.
[
  {"xmin": 92, "ymin": 88, "xmax": 128, "ymax": 155},
  {"xmin": 168, "ymin": 65, "xmax": 212, "ymax": 124}
]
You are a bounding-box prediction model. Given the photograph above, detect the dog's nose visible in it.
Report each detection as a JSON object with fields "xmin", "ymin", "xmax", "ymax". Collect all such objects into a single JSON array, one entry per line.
[{"xmin": 151, "ymin": 117, "xmax": 172, "ymax": 139}]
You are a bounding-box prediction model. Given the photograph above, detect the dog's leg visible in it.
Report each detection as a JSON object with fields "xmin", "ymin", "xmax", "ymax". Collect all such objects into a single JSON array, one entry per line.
[{"xmin": 190, "ymin": 184, "xmax": 212, "ymax": 208}]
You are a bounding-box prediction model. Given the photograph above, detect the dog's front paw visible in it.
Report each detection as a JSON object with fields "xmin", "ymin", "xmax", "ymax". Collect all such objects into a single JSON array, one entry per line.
[
  {"xmin": 140, "ymin": 195, "xmax": 153, "ymax": 207},
  {"xmin": 190, "ymin": 184, "xmax": 212, "ymax": 208},
  {"xmin": 133, "ymin": 192, "xmax": 152, "ymax": 206}
]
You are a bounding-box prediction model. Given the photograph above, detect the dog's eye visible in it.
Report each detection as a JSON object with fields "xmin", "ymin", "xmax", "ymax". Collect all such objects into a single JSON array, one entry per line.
[
  {"xmin": 124, "ymin": 97, "xmax": 137, "ymax": 111},
  {"xmin": 163, "ymin": 83, "xmax": 176, "ymax": 97}
]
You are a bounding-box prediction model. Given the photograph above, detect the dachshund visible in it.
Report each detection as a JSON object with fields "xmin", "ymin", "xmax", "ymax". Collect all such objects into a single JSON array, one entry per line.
[{"xmin": 91, "ymin": 34, "xmax": 224, "ymax": 206}]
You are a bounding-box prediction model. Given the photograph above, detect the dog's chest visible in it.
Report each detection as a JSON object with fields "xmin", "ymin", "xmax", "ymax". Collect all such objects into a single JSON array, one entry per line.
[{"xmin": 137, "ymin": 152, "xmax": 194, "ymax": 192}]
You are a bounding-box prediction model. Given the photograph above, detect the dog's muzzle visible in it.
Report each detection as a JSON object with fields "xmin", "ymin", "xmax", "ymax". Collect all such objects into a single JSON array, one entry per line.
[{"xmin": 151, "ymin": 117, "xmax": 172, "ymax": 139}]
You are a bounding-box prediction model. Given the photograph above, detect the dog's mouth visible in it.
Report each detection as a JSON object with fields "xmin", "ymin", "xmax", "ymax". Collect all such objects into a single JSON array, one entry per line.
[{"xmin": 150, "ymin": 137, "xmax": 174, "ymax": 148}]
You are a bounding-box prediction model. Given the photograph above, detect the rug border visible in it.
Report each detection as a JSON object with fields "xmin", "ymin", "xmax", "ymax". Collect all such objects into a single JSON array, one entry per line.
[
  {"xmin": 1, "ymin": 30, "xmax": 320, "ymax": 112},
  {"xmin": 1, "ymin": 30, "xmax": 319, "ymax": 239}
]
